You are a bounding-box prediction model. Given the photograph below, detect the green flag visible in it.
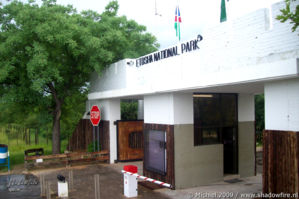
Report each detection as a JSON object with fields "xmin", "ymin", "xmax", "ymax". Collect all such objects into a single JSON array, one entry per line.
[{"xmin": 220, "ymin": 0, "xmax": 227, "ymax": 22}]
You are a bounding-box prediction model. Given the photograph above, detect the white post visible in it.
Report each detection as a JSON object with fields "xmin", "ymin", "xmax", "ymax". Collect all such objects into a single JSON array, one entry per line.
[
  {"xmin": 98, "ymin": 99, "xmax": 121, "ymax": 164},
  {"xmin": 58, "ymin": 181, "xmax": 68, "ymax": 198},
  {"xmin": 123, "ymin": 172, "xmax": 137, "ymax": 198}
]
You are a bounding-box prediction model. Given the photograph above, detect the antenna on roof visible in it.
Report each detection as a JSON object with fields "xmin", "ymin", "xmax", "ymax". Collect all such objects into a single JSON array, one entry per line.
[{"xmin": 155, "ymin": 0, "xmax": 162, "ymax": 16}]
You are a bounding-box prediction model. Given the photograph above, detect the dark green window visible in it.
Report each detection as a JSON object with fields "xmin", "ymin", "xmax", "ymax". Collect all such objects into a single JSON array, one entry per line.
[{"xmin": 193, "ymin": 93, "xmax": 238, "ymax": 145}]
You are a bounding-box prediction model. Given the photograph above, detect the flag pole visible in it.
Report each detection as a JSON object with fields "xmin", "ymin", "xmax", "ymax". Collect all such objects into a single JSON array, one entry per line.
[{"xmin": 177, "ymin": 0, "xmax": 180, "ymax": 43}]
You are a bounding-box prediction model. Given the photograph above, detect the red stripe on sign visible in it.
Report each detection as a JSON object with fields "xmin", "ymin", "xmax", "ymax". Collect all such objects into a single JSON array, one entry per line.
[
  {"xmin": 152, "ymin": 180, "xmax": 156, "ymax": 183},
  {"xmin": 144, "ymin": 177, "xmax": 148, "ymax": 180}
]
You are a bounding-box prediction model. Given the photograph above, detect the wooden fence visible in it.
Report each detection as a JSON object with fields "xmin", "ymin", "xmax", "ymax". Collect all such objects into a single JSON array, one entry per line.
[
  {"xmin": 0, "ymin": 124, "xmax": 45, "ymax": 145},
  {"xmin": 25, "ymin": 150, "xmax": 109, "ymax": 169},
  {"xmin": 263, "ymin": 130, "xmax": 299, "ymax": 194},
  {"xmin": 67, "ymin": 119, "xmax": 109, "ymax": 152}
]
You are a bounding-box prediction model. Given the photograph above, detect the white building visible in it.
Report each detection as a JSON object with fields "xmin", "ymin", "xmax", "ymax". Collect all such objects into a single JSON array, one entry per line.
[{"xmin": 86, "ymin": 1, "xmax": 299, "ymax": 189}]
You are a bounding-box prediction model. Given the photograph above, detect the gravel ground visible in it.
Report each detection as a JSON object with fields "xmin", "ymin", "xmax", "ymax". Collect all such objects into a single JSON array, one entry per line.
[{"xmin": 0, "ymin": 150, "xmax": 263, "ymax": 199}]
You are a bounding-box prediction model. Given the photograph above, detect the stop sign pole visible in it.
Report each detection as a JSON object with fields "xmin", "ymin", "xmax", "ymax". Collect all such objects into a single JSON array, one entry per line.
[{"xmin": 90, "ymin": 105, "xmax": 101, "ymax": 152}]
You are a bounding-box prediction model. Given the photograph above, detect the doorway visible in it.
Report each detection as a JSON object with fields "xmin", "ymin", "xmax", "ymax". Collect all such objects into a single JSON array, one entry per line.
[{"xmin": 193, "ymin": 93, "xmax": 238, "ymax": 174}]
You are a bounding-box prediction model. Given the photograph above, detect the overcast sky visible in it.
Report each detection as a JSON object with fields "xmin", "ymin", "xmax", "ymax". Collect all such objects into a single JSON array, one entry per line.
[{"xmin": 2, "ymin": 0, "xmax": 282, "ymax": 49}]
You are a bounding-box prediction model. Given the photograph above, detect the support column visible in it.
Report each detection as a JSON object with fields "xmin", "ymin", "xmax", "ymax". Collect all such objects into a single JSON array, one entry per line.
[
  {"xmin": 265, "ymin": 78, "xmax": 299, "ymax": 131},
  {"xmin": 143, "ymin": 93, "xmax": 175, "ymax": 187},
  {"xmin": 264, "ymin": 78, "xmax": 299, "ymax": 194},
  {"xmin": 137, "ymin": 100, "xmax": 144, "ymax": 120},
  {"xmin": 238, "ymin": 94, "xmax": 255, "ymax": 177},
  {"xmin": 97, "ymin": 99, "xmax": 121, "ymax": 164}
]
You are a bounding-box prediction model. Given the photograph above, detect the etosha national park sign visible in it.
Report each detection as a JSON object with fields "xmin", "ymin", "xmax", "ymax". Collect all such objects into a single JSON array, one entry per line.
[{"xmin": 136, "ymin": 34, "xmax": 203, "ymax": 67}]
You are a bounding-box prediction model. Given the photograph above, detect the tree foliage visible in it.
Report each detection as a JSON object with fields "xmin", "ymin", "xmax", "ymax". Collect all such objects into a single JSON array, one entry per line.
[
  {"xmin": 276, "ymin": 0, "xmax": 299, "ymax": 32},
  {"xmin": 255, "ymin": 94, "xmax": 265, "ymax": 132},
  {"xmin": 0, "ymin": 0, "xmax": 159, "ymax": 153},
  {"xmin": 121, "ymin": 100, "xmax": 138, "ymax": 120}
]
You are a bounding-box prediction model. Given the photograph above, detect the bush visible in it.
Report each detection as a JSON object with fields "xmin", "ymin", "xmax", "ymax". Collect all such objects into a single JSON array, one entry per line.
[
  {"xmin": 87, "ymin": 141, "xmax": 101, "ymax": 152},
  {"xmin": 121, "ymin": 100, "xmax": 138, "ymax": 120}
]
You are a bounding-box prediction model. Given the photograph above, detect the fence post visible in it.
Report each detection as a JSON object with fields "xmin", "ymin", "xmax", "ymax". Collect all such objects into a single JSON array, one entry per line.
[
  {"xmin": 35, "ymin": 128, "xmax": 38, "ymax": 145},
  {"xmin": 69, "ymin": 170, "xmax": 73, "ymax": 190},
  {"xmin": 94, "ymin": 174, "xmax": 100, "ymax": 199},
  {"xmin": 23, "ymin": 128, "xmax": 26, "ymax": 142},
  {"xmin": 40, "ymin": 175, "xmax": 45, "ymax": 197},
  {"xmin": 16, "ymin": 127, "xmax": 18, "ymax": 145},
  {"xmin": 28, "ymin": 128, "xmax": 31, "ymax": 145},
  {"xmin": 46, "ymin": 181, "xmax": 51, "ymax": 199},
  {"xmin": 46, "ymin": 128, "xmax": 49, "ymax": 145}
]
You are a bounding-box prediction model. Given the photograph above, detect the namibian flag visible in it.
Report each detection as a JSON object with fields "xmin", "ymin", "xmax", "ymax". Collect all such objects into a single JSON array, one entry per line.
[{"xmin": 174, "ymin": 6, "xmax": 181, "ymax": 41}]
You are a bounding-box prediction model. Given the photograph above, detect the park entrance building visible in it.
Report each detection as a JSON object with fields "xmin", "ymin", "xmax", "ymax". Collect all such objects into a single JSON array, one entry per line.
[{"xmin": 84, "ymin": 1, "xmax": 299, "ymax": 190}]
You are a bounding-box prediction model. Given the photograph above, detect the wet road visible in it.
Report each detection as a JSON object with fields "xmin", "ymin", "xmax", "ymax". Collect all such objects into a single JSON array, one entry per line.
[{"xmin": 0, "ymin": 174, "xmax": 41, "ymax": 199}]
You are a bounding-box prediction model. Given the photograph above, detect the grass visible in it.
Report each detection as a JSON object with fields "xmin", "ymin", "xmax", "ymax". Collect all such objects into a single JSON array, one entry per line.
[
  {"xmin": 0, "ymin": 132, "xmax": 68, "ymax": 172},
  {"xmin": 256, "ymin": 142, "xmax": 263, "ymax": 147}
]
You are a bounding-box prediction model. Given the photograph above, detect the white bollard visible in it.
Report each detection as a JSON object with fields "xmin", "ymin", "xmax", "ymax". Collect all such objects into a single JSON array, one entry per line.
[
  {"xmin": 123, "ymin": 165, "xmax": 138, "ymax": 198},
  {"xmin": 58, "ymin": 181, "xmax": 68, "ymax": 198}
]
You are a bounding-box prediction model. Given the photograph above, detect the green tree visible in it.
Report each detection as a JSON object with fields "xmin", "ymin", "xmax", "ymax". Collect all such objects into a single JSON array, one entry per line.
[
  {"xmin": 276, "ymin": 0, "xmax": 299, "ymax": 32},
  {"xmin": 0, "ymin": 0, "xmax": 159, "ymax": 154},
  {"xmin": 121, "ymin": 100, "xmax": 138, "ymax": 120},
  {"xmin": 255, "ymin": 94, "xmax": 265, "ymax": 144},
  {"xmin": 255, "ymin": 94, "xmax": 265, "ymax": 132}
]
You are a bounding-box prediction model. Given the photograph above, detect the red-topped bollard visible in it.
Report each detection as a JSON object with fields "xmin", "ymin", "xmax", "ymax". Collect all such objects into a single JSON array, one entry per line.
[{"xmin": 123, "ymin": 165, "xmax": 138, "ymax": 198}]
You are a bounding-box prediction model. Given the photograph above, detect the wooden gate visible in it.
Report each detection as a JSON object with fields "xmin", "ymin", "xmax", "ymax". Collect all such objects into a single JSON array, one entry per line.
[
  {"xmin": 117, "ymin": 120, "xmax": 144, "ymax": 161},
  {"xmin": 263, "ymin": 130, "xmax": 299, "ymax": 195}
]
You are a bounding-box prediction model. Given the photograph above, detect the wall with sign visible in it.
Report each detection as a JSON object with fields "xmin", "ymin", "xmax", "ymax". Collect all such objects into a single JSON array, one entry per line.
[{"xmin": 88, "ymin": 1, "xmax": 299, "ymax": 101}]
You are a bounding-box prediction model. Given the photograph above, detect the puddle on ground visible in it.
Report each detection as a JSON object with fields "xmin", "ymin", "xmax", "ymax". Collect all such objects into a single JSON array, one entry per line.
[{"xmin": 0, "ymin": 174, "xmax": 41, "ymax": 199}]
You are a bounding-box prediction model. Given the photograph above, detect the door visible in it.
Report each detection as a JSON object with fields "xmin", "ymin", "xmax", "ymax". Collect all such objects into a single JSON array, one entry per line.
[
  {"xmin": 117, "ymin": 121, "xmax": 144, "ymax": 161},
  {"xmin": 223, "ymin": 127, "xmax": 238, "ymax": 174},
  {"xmin": 144, "ymin": 129, "xmax": 167, "ymax": 175},
  {"xmin": 221, "ymin": 94, "xmax": 238, "ymax": 174}
]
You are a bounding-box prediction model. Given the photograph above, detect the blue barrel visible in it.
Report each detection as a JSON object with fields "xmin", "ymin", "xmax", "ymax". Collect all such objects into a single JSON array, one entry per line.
[{"xmin": 0, "ymin": 144, "xmax": 8, "ymax": 164}]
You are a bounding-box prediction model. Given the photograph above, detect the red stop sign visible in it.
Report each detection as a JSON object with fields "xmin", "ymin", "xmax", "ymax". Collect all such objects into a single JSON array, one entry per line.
[{"xmin": 90, "ymin": 105, "xmax": 101, "ymax": 126}]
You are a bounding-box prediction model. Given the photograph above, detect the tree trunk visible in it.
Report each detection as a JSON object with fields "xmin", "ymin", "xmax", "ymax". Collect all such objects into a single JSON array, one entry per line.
[
  {"xmin": 35, "ymin": 128, "xmax": 38, "ymax": 145},
  {"xmin": 52, "ymin": 100, "xmax": 62, "ymax": 154},
  {"xmin": 48, "ymin": 83, "xmax": 63, "ymax": 154}
]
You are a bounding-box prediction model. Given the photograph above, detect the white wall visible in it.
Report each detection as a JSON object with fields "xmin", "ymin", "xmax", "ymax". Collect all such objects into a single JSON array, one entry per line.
[
  {"xmin": 89, "ymin": 60, "xmax": 128, "ymax": 93},
  {"xmin": 173, "ymin": 93, "xmax": 194, "ymax": 125},
  {"xmin": 88, "ymin": 1, "xmax": 299, "ymax": 101},
  {"xmin": 265, "ymin": 78, "xmax": 299, "ymax": 131},
  {"xmin": 144, "ymin": 93, "xmax": 174, "ymax": 124},
  {"xmin": 144, "ymin": 93, "xmax": 193, "ymax": 125},
  {"xmin": 238, "ymin": 94, "xmax": 255, "ymax": 122}
]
